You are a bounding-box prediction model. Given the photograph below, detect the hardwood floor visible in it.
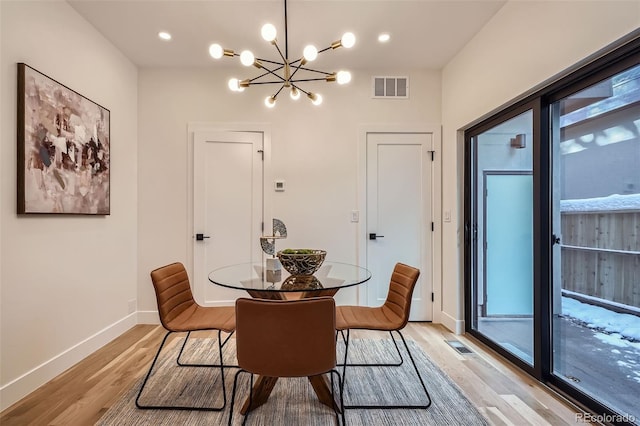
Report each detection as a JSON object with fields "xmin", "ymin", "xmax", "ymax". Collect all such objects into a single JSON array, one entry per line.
[{"xmin": 0, "ymin": 323, "xmax": 585, "ymax": 426}]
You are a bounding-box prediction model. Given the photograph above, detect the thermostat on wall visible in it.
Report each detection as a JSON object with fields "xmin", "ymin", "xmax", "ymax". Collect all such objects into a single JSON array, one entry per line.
[{"xmin": 274, "ymin": 180, "xmax": 285, "ymax": 192}]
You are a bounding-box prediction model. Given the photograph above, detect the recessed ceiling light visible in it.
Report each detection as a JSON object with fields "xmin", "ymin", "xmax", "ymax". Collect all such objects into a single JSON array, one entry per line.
[
  {"xmin": 158, "ymin": 31, "xmax": 172, "ymax": 41},
  {"xmin": 378, "ymin": 33, "xmax": 391, "ymax": 43}
]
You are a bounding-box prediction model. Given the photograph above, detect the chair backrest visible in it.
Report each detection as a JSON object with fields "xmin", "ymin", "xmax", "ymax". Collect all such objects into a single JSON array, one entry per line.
[
  {"xmin": 235, "ymin": 297, "xmax": 336, "ymax": 377},
  {"xmin": 150, "ymin": 262, "xmax": 197, "ymax": 330},
  {"xmin": 381, "ymin": 263, "xmax": 421, "ymax": 329}
]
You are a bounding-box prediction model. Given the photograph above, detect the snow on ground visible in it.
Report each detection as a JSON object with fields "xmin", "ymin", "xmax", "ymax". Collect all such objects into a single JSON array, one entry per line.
[
  {"xmin": 562, "ymin": 296, "xmax": 640, "ymax": 343},
  {"xmin": 561, "ymin": 193, "xmax": 640, "ymax": 212}
]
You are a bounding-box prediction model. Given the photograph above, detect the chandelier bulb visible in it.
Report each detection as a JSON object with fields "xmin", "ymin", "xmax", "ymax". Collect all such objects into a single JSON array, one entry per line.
[
  {"xmin": 337, "ymin": 70, "xmax": 352, "ymax": 85},
  {"xmin": 290, "ymin": 87, "xmax": 300, "ymax": 100},
  {"xmin": 240, "ymin": 50, "xmax": 255, "ymax": 66},
  {"xmin": 308, "ymin": 92, "xmax": 323, "ymax": 106},
  {"xmin": 209, "ymin": 43, "xmax": 224, "ymax": 59},
  {"xmin": 261, "ymin": 23, "xmax": 277, "ymax": 42},
  {"xmin": 264, "ymin": 95, "xmax": 277, "ymax": 108},
  {"xmin": 303, "ymin": 45, "xmax": 318, "ymax": 62},
  {"xmin": 228, "ymin": 78, "xmax": 242, "ymax": 92},
  {"xmin": 341, "ymin": 32, "xmax": 356, "ymax": 49}
]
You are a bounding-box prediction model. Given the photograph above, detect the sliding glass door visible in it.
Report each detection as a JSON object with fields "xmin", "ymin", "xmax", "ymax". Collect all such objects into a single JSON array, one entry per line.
[{"xmin": 465, "ymin": 36, "xmax": 639, "ymax": 423}]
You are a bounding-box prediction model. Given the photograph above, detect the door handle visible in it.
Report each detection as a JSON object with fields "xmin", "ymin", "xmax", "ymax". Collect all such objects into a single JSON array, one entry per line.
[
  {"xmin": 369, "ymin": 233, "xmax": 385, "ymax": 240},
  {"xmin": 195, "ymin": 233, "xmax": 210, "ymax": 241}
]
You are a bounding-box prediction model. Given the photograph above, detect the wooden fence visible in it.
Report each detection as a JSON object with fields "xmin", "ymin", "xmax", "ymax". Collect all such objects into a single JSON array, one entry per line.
[{"xmin": 561, "ymin": 211, "xmax": 640, "ymax": 308}]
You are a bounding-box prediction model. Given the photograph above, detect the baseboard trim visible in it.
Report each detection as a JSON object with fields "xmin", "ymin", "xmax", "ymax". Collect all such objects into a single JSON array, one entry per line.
[
  {"xmin": 0, "ymin": 313, "xmax": 137, "ymax": 412},
  {"xmin": 137, "ymin": 310, "xmax": 160, "ymax": 324},
  {"xmin": 440, "ymin": 311, "xmax": 465, "ymax": 334}
]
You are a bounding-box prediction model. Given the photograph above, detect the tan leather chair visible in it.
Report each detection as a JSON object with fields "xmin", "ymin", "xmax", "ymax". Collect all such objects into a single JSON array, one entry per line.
[
  {"xmin": 228, "ymin": 297, "xmax": 345, "ymax": 425},
  {"xmin": 336, "ymin": 262, "xmax": 431, "ymax": 410},
  {"xmin": 136, "ymin": 262, "xmax": 236, "ymax": 411}
]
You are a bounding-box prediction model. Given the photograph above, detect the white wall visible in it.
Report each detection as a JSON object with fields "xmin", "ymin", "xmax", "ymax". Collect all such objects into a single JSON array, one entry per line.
[
  {"xmin": 0, "ymin": 1, "xmax": 138, "ymax": 410},
  {"xmin": 137, "ymin": 68, "xmax": 441, "ymax": 313},
  {"xmin": 440, "ymin": 1, "xmax": 640, "ymax": 332}
]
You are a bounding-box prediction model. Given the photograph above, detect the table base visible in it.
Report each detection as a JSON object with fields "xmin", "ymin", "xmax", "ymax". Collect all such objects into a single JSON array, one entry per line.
[{"xmin": 239, "ymin": 374, "xmax": 340, "ymax": 415}]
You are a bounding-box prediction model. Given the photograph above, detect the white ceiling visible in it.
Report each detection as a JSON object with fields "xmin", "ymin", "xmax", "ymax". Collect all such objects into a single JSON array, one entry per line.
[{"xmin": 67, "ymin": 0, "xmax": 506, "ymax": 71}]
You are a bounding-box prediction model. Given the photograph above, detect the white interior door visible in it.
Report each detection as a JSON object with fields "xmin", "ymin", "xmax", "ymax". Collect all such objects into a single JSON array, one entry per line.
[
  {"xmin": 366, "ymin": 132, "xmax": 433, "ymax": 321},
  {"xmin": 193, "ymin": 130, "xmax": 263, "ymax": 306}
]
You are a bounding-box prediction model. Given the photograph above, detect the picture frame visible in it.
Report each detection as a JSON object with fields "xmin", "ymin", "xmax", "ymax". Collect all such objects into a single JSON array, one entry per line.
[{"xmin": 17, "ymin": 63, "xmax": 110, "ymax": 214}]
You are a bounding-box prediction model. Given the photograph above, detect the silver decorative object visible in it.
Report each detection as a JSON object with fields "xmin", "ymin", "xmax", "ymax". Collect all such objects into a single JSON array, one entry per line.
[
  {"xmin": 260, "ymin": 218, "xmax": 287, "ymax": 256},
  {"xmin": 273, "ymin": 218, "xmax": 287, "ymax": 238},
  {"xmin": 260, "ymin": 238, "xmax": 276, "ymax": 256}
]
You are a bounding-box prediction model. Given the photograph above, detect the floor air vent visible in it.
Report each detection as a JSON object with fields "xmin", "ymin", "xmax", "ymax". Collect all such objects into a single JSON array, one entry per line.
[
  {"xmin": 372, "ymin": 76, "xmax": 409, "ymax": 98},
  {"xmin": 446, "ymin": 340, "xmax": 474, "ymax": 354}
]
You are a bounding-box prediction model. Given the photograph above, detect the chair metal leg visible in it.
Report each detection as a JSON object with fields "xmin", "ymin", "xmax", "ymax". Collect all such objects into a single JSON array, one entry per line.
[
  {"xmin": 340, "ymin": 329, "xmax": 432, "ymax": 410},
  {"xmin": 136, "ymin": 330, "xmax": 229, "ymax": 411},
  {"xmin": 336, "ymin": 329, "xmax": 404, "ymax": 367},
  {"xmin": 228, "ymin": 369, "xmax": 252, "ymax": 426},
  {"xmin": 339, "ymin": 329, "xmax": 350, "ymax": 406},
  {"xmin": 330, "ymin": 369, "xmax": 346, "ymax": 425},
  {"xmin": 177, "ymin": 330, "xmax": 238, "ymax": 368},
  {"xmin": 394, "ymin": 330, "xmax": 432, "ymax": 408}
]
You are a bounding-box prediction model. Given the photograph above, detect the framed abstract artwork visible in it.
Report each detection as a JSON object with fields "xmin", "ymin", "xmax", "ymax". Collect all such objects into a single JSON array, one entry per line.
[{"xmin": 17, "ymin": 63, "xmax": 110, "ymax": 214}]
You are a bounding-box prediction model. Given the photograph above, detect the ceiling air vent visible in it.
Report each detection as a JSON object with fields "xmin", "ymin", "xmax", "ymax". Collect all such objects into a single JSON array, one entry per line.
[{"xmin": 372, "ymin": 76, "xmax": 409, "ymax": 99}]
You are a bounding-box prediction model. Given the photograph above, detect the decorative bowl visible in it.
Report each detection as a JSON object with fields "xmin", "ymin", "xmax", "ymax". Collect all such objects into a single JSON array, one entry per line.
[{"xmin": 277, "ymin": 249, "xmax": 326, "ymax": 276}]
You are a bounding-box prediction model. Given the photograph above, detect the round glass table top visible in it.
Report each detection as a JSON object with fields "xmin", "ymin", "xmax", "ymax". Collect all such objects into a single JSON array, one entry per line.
[{"xmin": 208, "ymin": 261, "xmax": 371, "ymax": 293}]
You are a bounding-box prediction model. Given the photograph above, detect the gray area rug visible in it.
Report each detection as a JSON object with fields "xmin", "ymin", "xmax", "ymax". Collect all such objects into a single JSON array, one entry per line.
[{"xmin": 97, "ymin": 336, "xmax": 488, "ymax": 425}]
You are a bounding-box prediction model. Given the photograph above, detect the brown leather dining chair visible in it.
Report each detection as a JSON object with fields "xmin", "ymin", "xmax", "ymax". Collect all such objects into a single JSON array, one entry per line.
[
  {"xmin": 136, "ymin": 262, "xmax": 236, "ymax": 411},
  {"xmin": 228, "ymin": 297, "xmax": 345, "ymax": 425},
  {"xmin": 336, "ymin": 262, "xmax": 432, "ymax": 410}
]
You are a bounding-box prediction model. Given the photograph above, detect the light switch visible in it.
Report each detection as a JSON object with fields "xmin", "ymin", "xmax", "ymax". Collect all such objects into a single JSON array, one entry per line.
[
  {"xmin": 444, "ymin": 210, "xmax": 451, "ymax": 222},
  {"xmin": 351, "ymin": 210, "xmax": 359, "ymax": 223}
]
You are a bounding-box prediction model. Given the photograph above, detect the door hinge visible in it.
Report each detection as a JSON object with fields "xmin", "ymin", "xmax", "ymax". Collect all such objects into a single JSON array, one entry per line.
[
  {"xmin": 431, "ymin": 292, "xmax": 434, "ymax": 302},
  {"xmin": 431, "ymin": 222, "xmax": 434, "ymax": 231},
  {"xmin": 429, "ymin": 150, "xmax": 435, "ymax": 161},
  {"xmin": 261, "ymin": 221, "xmax": 264, "ymax": 232},
  {"xmin": 257, "ymin": 149, "xmax": 264, "ymax": 160}
]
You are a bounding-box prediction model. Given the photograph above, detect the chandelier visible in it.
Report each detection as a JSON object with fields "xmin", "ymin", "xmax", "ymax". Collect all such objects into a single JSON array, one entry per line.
[{"xmin": 208, "ymin": 0, "xmax": 355, "ymax": 108}]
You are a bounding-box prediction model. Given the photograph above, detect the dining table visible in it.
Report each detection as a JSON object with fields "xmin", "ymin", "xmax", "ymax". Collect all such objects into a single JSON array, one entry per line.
[{"xmin": 208, "ymin": 260, "xmax": 371, "ymax": 414}]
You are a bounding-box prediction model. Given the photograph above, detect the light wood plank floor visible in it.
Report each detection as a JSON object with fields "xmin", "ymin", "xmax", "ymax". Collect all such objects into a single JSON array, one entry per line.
[{"xmin": 0, "ymin": 323, "xmax": 586, "ymax": 426}]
